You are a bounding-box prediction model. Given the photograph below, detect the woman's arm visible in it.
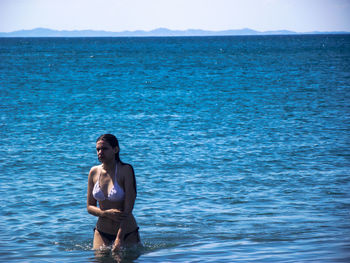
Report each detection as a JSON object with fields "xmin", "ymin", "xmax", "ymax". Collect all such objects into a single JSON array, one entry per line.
[
  {"xmin": 113, "ymin": 164, "xmax": 137, "ymax": 249},
  {"xmin": 87, "ymin": 166, "xmax": 105, "ymax": 217}
]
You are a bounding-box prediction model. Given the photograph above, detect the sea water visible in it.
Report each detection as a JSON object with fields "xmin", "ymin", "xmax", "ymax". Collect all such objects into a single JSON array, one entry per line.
[{"xmin": 0, "ymin": 35, "xmax": 349, "ymax": 262}]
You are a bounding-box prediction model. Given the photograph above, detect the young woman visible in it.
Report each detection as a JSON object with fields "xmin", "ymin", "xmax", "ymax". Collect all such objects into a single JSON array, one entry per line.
[{"xmin": 87, "ymin": 134, "xmax": 140, "ymax": 251}]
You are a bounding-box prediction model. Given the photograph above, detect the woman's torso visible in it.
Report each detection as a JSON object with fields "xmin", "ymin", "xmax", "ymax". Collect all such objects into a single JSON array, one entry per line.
[{"xmin": 93, "ymin": 164, "xmax": 138, "ymax": 235}]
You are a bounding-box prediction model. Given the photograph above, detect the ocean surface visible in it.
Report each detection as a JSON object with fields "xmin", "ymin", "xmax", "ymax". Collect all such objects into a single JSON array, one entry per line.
[{"xmin": 0, "ymin": 35, "xmax": 350, "ymax": 262}]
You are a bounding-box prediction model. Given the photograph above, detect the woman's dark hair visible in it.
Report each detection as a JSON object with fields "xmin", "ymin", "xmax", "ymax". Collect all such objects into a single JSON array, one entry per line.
[{"xmin": 96, "ymin": 134, "xmax": 137, "ymax": 195}]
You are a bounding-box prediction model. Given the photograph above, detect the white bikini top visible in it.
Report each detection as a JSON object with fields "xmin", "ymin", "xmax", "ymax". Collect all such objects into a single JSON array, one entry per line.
[{"xmin": 92, "ymin": 165, "xmax": 125, "ymax": 202}]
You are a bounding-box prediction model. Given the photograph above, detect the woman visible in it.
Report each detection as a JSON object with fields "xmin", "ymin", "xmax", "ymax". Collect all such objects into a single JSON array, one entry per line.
[{"xmin": 87, "ymin": 134, "xmax": 140, "ymax": 251}]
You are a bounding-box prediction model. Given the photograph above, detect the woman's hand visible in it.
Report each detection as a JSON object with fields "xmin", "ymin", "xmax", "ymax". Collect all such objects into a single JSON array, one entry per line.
[{"xmin": 103, "ymin": 209, "xmax": 125, "ymax": 222}]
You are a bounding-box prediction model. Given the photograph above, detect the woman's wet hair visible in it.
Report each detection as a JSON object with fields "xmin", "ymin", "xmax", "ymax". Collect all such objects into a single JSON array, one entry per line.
[{"xmin": 96, "ymin": 134, "xmax": 120, "ymax": 161}]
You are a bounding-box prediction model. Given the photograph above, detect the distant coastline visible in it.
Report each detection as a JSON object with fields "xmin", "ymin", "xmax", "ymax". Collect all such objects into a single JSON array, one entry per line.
[{"xmin": 0, "ymin": 27, "xmax": 349, "ymax": 37}]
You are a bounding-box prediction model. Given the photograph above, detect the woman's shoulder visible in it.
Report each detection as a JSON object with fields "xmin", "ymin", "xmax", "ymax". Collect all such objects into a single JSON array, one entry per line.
[
  {"xmin": 89, "ymin": 165, "xmax": 102, "ymax": 176},
  {"xmin": 88, "ymin": 165, "xmax": 101, "ymax": 185},
  {"xmin": 120, "ymin": 163, "xmax": 134, "ymax": 175}
]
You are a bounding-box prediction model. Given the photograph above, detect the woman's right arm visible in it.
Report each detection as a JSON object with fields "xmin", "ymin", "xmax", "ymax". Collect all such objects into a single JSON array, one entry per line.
[{"xmin": 87, "ymin": 166, "xmax": 105, "ymax": 217}]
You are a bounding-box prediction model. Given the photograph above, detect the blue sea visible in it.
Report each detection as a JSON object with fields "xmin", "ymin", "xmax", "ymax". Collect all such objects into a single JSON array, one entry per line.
[{"xmin": 0, "ymin": 35, "xmax": 350, "ymax": 262}]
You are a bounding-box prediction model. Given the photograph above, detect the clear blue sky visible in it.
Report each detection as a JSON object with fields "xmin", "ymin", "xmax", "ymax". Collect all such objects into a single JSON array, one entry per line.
[{"xmin": 1, "ymin": 0, "xmax": 350, "ymax": 32}]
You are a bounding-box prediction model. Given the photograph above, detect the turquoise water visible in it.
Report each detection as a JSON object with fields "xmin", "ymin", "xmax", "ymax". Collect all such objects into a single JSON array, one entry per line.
[{"xmin": 0, "ymin": 35, "xmax": 350, "ymax": 262}]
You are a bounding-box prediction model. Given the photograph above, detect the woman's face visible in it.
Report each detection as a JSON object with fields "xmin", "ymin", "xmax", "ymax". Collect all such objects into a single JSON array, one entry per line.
[{"xmin": 96, "ymin": 140, "xmax": 117, "ymax": 163}]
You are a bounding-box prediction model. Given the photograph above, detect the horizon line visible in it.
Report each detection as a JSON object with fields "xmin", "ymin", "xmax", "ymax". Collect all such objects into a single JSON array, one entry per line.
[
  {"xmin": 1, "ymin": 27, "xmax": 349, "ymax": 37},
  {"xmin": 2, "ymin": 26, "xmax": 350, "ymax": 33}
]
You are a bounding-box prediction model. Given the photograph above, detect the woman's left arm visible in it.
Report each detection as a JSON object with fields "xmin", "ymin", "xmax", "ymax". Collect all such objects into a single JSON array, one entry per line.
[{"xmin": 113, "ymin": 165, "xmax": 136, "ymax": 250}]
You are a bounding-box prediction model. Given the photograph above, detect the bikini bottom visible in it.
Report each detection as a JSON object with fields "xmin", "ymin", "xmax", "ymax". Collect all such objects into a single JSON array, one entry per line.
[{"xmin": 94, "ymin": 227, "xmax": 140, "ymax": 243}]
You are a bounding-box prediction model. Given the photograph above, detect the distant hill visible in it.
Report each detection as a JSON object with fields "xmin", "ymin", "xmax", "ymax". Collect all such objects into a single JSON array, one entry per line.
[{"xmin": 0, "ymin": 27, "xmax": 349, "ymax": 37}]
